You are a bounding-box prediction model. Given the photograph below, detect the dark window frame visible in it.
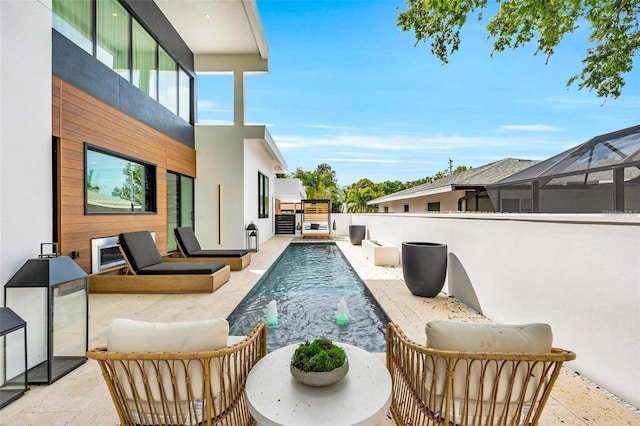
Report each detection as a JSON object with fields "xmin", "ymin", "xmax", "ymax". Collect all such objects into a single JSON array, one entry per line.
[
  {"xmin": 258, "ymin": 172, "xmax": 269, "ymax": 218},
  {"xmin": 84, "ymin": 143, "xmax": 157, "ymax": 215}
]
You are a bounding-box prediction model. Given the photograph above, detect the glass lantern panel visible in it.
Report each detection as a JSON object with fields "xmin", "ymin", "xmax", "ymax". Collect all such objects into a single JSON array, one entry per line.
[
  {"xmin": 1, "ymin": 328, "xmax": 27, "ymax": 396},
  {"xmin": 52, "ymin": 279, "xmax": 87, "ymax": 379},
  {"xmin": 5, "ymin": 288, "xmax": 48, "ymax": 370}
]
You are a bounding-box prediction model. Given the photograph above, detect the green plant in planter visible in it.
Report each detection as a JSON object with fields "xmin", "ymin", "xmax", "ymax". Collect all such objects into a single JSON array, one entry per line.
[{"xmin": 291, "ymin": 338, "xmax": 346, "ymax": 372}]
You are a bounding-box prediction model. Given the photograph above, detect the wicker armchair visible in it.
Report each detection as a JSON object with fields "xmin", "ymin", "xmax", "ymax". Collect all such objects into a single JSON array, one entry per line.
[
  {"xmin": 87, "ymin": 322, "xmax": 267, "ymax": 426},
  {"xmin": 386, "ymin": 322, "xmax": 576, "ymax": 426}
]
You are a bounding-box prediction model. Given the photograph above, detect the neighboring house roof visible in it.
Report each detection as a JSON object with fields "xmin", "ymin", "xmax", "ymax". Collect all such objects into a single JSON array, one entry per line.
[{"xmin": 368, "ymin": 158, "xmax": 539, "ymax": 205}]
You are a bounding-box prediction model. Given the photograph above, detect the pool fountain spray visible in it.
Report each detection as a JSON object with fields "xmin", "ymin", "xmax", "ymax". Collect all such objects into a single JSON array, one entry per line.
[
  {"xmin": 336, "ymin": 296, "xmax": 350, "ymax": 325},
  {"xmin": 266, "ymin": 300, "xmax": 279, "ymax": 326}
]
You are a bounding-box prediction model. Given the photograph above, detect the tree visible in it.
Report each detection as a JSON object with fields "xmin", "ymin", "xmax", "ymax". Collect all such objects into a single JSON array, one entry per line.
[
  {"xmin": 397, "ymin": 0, "xmax": 640, "ymax": 98},
  {"xmin": 344, "ymin": 179, "xmax": 380, "ymax": 213},
  {"xmin": 291, "ymin": 164, "xmax": 342, "ymax": 211},
  {"xmin": 376, "ymin": 180, "xmax": 407, "ymax": 196}
]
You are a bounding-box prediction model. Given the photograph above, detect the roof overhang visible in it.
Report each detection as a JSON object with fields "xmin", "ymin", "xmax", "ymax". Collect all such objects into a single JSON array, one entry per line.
[
  {"xmin": 244, "ymin": 125, "xmax": 288, "ymax": 174},
  {"xmin": 154, "ymin": 0, "xmax": 268, "ymax": 72}
]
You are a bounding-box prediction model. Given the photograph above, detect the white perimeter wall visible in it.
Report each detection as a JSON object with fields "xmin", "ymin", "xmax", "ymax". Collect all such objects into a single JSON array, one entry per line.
[
  {"xmin": 0, "ymin": 1, "xmax": 52, "ymax": 306},
  {"xmin": 335, "ymin": 212, "xmax": 640, "ymax": 408}
]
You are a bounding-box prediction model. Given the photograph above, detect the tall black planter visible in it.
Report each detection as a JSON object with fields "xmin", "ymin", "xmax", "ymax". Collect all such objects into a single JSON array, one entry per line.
[
  {"xmin": 349, "ymin": 225, "xmax": 366, "ymax": 245},
  {"xmin": 401, "ymin": 242, "xmax": 447, "ymax": 297}
]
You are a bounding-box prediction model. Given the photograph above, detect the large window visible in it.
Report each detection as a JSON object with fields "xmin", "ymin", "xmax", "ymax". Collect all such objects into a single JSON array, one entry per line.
[
  {"xmin": 85, "ymin": 145, "xmax": 156, "ymax": 214},
  {"xmin": 132, "ymin": 20, "xmax": 157, "ymax": 99},
  {"xmin": 96, "ymin": 0, "xmax": 130, "ymax": 80},
  {"xmin": 178, "ymin": 67, "xmax": 191, "ymax": 122},
  {"xmin": 53, "ymin": 0, "xmax": 92, "ymax": 54},
  {"xmin": 159, "ymin": 47, "xmax": 177, "ymax": 114},
  {"xmin": 258, "ymin": 172, "xmax": 269, "ymax": 218},
  {"xmin": 167, "ymin": 172, "xmax": 194, "ymax": 252},
  {"xmin": 53, "ymin": 0, "xmax": 193, "ymax": 123}
]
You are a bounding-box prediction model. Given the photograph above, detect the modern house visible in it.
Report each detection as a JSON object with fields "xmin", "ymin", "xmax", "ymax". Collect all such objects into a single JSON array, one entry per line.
[
  {"xmin": 1, "ymin": 0, "xmax": 287, "ymax": 284},
  {"xmin": 367, "ymin": 158, "xmax": 538, "ymax": 213}
]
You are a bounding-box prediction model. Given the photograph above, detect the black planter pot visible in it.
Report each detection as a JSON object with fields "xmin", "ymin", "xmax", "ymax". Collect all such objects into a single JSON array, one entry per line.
[
  {"xmin": 401, "ymin": 242, "xmax": 447, "ymax": 297},
  {"xmin": 349, "ymin": 225, "xmax": 366, "ymax": 245}
]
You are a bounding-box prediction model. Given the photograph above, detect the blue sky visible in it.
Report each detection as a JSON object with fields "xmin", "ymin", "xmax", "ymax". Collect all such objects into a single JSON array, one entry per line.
[{"xmin": 198, "ymin": 0, "xmax": 639, "ymax": 187}]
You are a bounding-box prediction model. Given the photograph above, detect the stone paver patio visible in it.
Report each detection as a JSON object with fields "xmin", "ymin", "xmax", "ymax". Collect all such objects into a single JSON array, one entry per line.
[{"xmin": 1, "ymin": 236, "xmax": 638, "ymax": 425}]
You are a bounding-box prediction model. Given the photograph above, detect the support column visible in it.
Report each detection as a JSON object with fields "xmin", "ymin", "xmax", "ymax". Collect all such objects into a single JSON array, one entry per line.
[{"xmin": 233, "ymin": 70, "xmax": 244, "ymax": 126}]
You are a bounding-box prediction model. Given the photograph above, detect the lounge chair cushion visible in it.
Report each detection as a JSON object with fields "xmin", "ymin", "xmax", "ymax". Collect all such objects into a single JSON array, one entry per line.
[
  {"xmin": 186, "ymin": 249, "xmax": 250, "ymax": 258},
  {"xmin": 107, "ymin": 318, "xmax": 229, "ymax": 352},
  {"xmin": 425, "ymin": 320, "xmax": 553, "ymax": 353},
  {"xmin": 175, "ymin": 227, "xmax": 203, "ymax": 255},
  {"xmin": 118, "ymin": 231, "xmax": 163, "ymax": 271},
  {"xmin": 138, "ymin": 261, "xmax": 226, "ymax": 275},
  {"xmin": 175, "ymin": 227, "xmax": 250, "ymax": 257}
]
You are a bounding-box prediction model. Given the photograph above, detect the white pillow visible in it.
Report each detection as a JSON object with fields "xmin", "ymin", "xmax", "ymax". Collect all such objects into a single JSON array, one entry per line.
[
  {"xmin": 425, "ymin": 320, "xmax": 552, "ymax": 353},
  {"xmin": 107, "ymin": 318, "xmax": 229, "ymax": 352}
]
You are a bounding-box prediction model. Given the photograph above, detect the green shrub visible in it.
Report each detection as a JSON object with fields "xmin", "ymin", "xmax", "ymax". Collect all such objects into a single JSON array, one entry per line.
[{"xmin": 291, "ymin": 338, "xmax": 346, "ymax": 372}]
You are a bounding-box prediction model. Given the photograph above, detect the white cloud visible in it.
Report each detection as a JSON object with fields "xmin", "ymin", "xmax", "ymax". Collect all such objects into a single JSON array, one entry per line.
[
  {"xmin": 197, "ymin": 99, "xmax": 231, "ymax": 113},
  {"xmin": 499, "ymin": 124, "xmax": 560, "ymax": 132}
]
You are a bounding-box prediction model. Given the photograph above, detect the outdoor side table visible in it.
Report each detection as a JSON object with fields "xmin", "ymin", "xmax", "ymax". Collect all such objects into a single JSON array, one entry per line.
[{"xmin": 245, "ymin": 342, "xmax": 391, "ymax": 425}]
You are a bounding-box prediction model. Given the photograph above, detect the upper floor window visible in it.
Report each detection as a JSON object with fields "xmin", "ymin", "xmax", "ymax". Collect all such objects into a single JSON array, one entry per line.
[
  {"xmin": 132, "ymin": 20, "xmax": 157, "ymax": 99},
  {"xmin": 85, "ymin": 145, "xmax": 157, "ymax": 214},
  {"xmin": 53, "ymin": 0, "xmax": 92, "ymax": 54},
  {"xmin": 53, "ymin": 0, "xmax": 193, "ymax": 123},
  {"xmin": 96, "ymin": 0, "xmax": 130, "ymax": 80},
  {"xmin": 178, "ymin": 68, "xmax": 191, "ymax": 122},
  {"xmin": 158, "ymin": 47, "xmax": 177, "ymax": 114}
]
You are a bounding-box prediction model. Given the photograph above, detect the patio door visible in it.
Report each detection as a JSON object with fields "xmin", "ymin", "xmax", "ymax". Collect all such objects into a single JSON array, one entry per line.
[{"xmin": 167, "ymin": 171, "xmax": 194, "ymax": 252}]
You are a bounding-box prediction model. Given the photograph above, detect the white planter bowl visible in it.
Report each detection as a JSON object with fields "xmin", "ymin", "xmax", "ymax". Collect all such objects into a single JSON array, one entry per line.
[{"xmin": 290, "ymin": 358, "xmax": 349, "ymax": 387}]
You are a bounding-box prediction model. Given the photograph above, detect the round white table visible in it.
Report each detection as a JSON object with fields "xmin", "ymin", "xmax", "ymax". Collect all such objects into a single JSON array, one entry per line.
[{"xmin": 245, "ymin": 342, "xmax": 392, "ymax": 426}]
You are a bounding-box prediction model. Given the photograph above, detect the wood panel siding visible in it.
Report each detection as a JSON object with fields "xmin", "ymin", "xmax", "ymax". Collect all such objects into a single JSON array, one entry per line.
[{"xmin": 52, "ymin": 77, "xmax": 196, "ymax": 273}]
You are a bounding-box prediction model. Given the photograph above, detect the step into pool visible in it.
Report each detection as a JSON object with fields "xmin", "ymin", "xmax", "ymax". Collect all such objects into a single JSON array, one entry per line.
[{"xmin": 227, "ymin": 243, "xmax": 390, "ymax": 352}]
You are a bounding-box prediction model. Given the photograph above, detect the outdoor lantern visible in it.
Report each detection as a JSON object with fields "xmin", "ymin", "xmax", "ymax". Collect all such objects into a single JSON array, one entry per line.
[
  {"xmin": 246, "ymin": 222, "xmax": 259, "ymax": 252},
  {"xmin": 0, "ymin": 307, "xmax": 28, "ymax": 408},
  {"xmin": 4, "ymin": 244, "xmax": 88, "ymax": 385}
]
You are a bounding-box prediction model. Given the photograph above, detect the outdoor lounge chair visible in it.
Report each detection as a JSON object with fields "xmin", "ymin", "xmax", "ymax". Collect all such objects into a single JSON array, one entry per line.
[
  {"xmin": 89, "ymin": 231, "xmax": 231, "ymax": 294},
  {"xmin": 172, "ymin": 227, "xmax": 251, "ymax": 271},
  {"xmin": 87, "ymin": 319, "xmax": 267, "ymax": 426},
  {"xmin": 386, "ymin": 321, "xmax": 576, "ymax": 426}
]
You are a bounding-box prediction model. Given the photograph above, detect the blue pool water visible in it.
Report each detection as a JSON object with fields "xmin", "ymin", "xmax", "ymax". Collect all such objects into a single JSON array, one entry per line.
[{"xmin": 227, "ymin": 243, "xmax": 390, "ymax": 352}]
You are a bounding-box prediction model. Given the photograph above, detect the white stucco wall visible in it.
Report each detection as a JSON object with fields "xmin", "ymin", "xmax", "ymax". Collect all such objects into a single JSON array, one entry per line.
[
  {"xmin": 195, "ymin": 126, "xmax": 245, "ymax": 249},
  {"xmin": 345, "ymin": 212, "xmax": 640, "ymax": 409},
  {"xmin": 0, "ymin": 1, "xmax": 52, "ymax": 306},
  {"xmin": 244, "ymin": 138, "xmax": 278, "ymax": 244}
]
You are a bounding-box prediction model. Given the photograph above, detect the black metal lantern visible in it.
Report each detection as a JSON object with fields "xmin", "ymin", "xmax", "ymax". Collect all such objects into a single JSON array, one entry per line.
[
  {"xmin": 4, "ymin": 244, "xmax": 88, "ymax": 384},
  {"xmin": 0, "ymin": 307, "xmax": 28, "ymax": 408},
  {"xmin": 246, "ymin": 222, "xmax": 259, "ymax": 253}
]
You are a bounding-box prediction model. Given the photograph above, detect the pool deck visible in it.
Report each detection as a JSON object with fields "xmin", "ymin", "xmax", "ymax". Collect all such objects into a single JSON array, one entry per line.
[{"xmin": 1, "ymin": 236, "xmax": 639, "ymax": 425}]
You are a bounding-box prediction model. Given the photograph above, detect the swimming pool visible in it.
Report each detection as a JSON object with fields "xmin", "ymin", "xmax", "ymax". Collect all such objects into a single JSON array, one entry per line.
[{"xmin": 227, "ymin": 243, "xmax": 390, "ymax": 352}]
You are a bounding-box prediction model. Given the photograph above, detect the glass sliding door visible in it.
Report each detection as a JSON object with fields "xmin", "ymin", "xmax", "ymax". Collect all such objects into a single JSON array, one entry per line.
[{"xmin": 167, "ymin": 172, "xmax": 194, "ymax": 252}]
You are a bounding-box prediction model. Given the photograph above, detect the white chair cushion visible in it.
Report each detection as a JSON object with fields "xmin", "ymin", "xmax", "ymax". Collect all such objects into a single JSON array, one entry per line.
[
  {"xmin": 107, "ymin": 318, "xmax": 229, "ymax": 352},
  {"xmin": 424, "ymin": 320, "xmax": 553, "ymax": 425},
  {"xmin": 425, "ymin": 320, "xmax": 552, "ymax": 353}
]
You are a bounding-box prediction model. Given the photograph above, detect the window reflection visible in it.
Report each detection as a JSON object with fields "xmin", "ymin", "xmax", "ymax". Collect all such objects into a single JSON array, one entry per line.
[{"xmin": 86, "ymin": 147, "xmax": 156, "ymax": 214}]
